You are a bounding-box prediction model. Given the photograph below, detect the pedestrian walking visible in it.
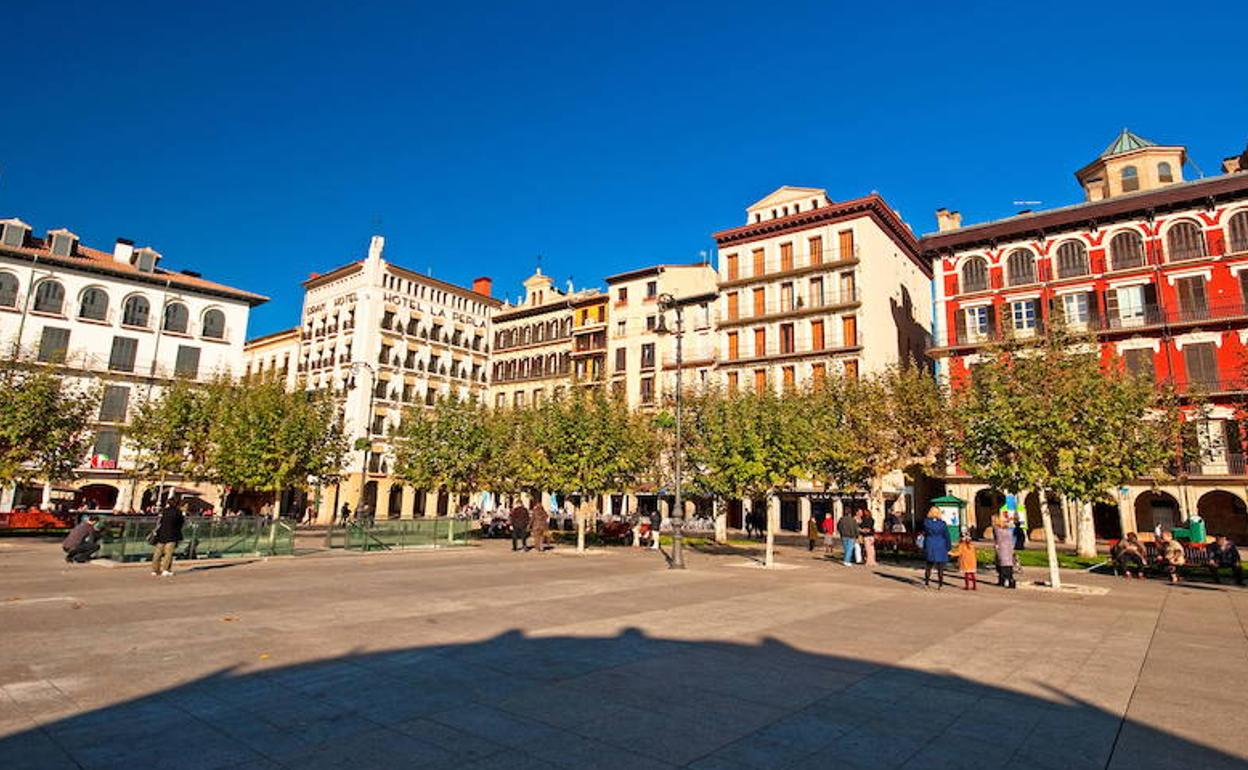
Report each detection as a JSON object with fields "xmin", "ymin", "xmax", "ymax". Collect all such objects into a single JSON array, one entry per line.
[
  {"xmin": 1206, "ymin": 536, "xmax": 1244, "ymax": 586},
  {"xmin": 1111, "ymin": 532, "xmax": 1146, "ymax": 580},
  {"xmin": 952, "ymin": 534, "xmax": 978, "ymax": 591},
  {"xmin": 921, "ymin": 507, "xmax": 952, "ymax": 590},
  {"xmin": 339, "ymin": 503, "xmax": 351, "ymax": 525},
  {"xmin": 509, "ymin": 504, "xmax": 530, "ymax": 551},
  {"xmin": 1013, "ymin": 515, "xmax": 1026, "ymax": 550},
  {"xmin": 649, "ymin": 508, "xmax": 662, "ymax": 550},
  {"xmin": 859, "ymin": 511, "xmax": 877, "ymax": 566},
  {"xmin": 836, "ymin": 509, "xmax": 860, "ymax": 566},
  {"xmin": 62, "ymin": 516, "xmax": 103, "ymax": 563},
  {"xmin": 1156, "ymin": 530, "xmax": 1186, "ymax": 584},
  {"xmin": 530, "ymin": 502, "xmax": 549, "ymax": 552},
  {"xmin": 991, "ymin": 515, "xmax": 1017, "ymax": 588},
  {"xmin": 806, "ymin": 516, "xmax": 820, "ymax": 552},
  {"xmin": 150, "ymin": 499, "xmax": 186, "ymax": 577}
]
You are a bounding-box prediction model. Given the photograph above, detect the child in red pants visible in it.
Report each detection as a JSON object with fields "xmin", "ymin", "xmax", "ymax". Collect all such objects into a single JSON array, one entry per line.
[{"xmin": 952, "ymin": 534, "xmax": 978, "ymax": 590}]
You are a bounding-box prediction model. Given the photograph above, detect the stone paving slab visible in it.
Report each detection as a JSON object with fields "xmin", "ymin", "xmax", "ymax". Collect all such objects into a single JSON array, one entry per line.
[{"xmin": 0, "ymin": 537, "xmax": 1246, "ymax": 768}]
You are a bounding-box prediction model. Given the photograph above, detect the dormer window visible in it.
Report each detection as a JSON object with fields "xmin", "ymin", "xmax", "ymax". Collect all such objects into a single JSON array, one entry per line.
[
  {"xmin": 1121, "ymin": 166, "xmax": 1140, "ymax": 193},
  {"xmin": 48, "ymin": 229, "xmax": 78, "ymax": 257},
  {"xmin": 133, "ymin": 247, "xmax": 160, "ymax": 273},
  {"xmin": 0, "ymin": 220, "xmax": 30, "ymax": 248},
  {"xmin": 1158, "ymin": 161, "xmax": 1174, "ymax": 183}
]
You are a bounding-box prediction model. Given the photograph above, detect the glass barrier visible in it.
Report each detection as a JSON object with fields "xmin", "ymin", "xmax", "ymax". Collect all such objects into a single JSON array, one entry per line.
[
  {"xmin": 93, "ymin": 515, "xmax": 294, "ymax": 563},
  {"xmin": 343, "ymin": 517, "xmax": 471, "ymax": 551}
]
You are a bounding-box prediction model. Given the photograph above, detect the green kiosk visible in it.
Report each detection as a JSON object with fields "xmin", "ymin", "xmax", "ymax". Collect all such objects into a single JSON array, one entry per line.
[{"xmin": 929, "ymin": 494, "xmax": 967, "ymax": 544}]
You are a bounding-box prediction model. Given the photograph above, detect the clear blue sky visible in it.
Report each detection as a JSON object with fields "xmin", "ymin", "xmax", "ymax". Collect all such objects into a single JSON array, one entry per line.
[{"xmin": 4, "ymin": 1, "xmax": 1246, "ymax": 337}]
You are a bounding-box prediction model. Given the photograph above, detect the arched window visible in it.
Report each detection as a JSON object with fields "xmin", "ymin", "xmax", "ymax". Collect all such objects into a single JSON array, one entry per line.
[
  {"xmin": 961, "ymin": 257, "xmax": 988, "ymax": 293},
  {"xmin": 1230, "ymin": 211, "xmax": 1248, "ymax": 254},
  {"xmin": 33, "ymin": 279, "xmax": 65, "ymax": 314},
  {"xmin": 1110, "ymin": 231, "xmax": 1145, "ymax": 270},
  {"xmin": 78, "ymin": 287, "xmax": 109, "ymax": 321},
  {"xmin": 123, "ymin": 295, "xmax": 150, "ymax": 327},
  {"xmin": 1166, "ymin": 221, "xmax": 1206, "ymax": 262},
  {"xmin": 202, "ymin": 309, "xmax": 226, "ymax": 340},
  {"xmin": 0, "ymin": 273, "xmax": 18, "ymax": 308},
  {"xmin": 163, "ymin": 302, "xmax": 189, "ymax": 333},
  {"xmin": 1005, "ymin": 249, "xmax": 1036, "ymax": 286},
  {"xmin": 1121, "ymin": 165, "xmax": 1140, "ymax": 193},
  {"xmin": 1158, "ymin": 162, "xmax": 1174, "ymax": 184},
  {"xmin": 1055, "ymin": 241, "xmax": 1089, "ymax": 278}
]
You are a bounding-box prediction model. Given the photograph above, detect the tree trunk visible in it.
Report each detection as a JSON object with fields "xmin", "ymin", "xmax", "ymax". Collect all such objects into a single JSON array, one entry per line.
[
  {"xmin": 764, "ymin": 495, "xmax": 776, "ymax": 568},
  {"xmin": 1038, "ymin": 488, "xmax": 1062, "ymax": 589},
  {"xmin": 1060, "ymin": 499, "xmax": 1074, "ymax": 544},
  {"xmin": 713, "ymin": 497, "xmax": 727, "ymax": 544},
  {"xmin": 576, "ymin": 499, "xmax": 587, "ymax": 553},
  {"xmin": 1076, "ymin": 501, "xmax": 1097, "ymax": 558}
]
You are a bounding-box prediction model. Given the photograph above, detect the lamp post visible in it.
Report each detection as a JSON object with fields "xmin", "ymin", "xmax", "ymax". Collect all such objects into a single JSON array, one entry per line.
[
  {"xmin": 345, "ymin": 361, "xmax": 377, "ymax": 519},
  {"xmin": 655, "ymin": 293, "xmax": 685, "ymax": 570}
]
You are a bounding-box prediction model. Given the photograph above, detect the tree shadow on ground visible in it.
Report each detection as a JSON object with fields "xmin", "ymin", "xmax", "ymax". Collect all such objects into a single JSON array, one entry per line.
[{"xmin": 0, "ymin": 629, "xmax": 1239, "ymax": 770}]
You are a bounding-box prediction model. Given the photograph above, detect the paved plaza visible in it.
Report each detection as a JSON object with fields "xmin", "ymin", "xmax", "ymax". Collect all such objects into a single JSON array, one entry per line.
[{"xmin": 1, "ymin": 536, "xmax": 1246, "ymax": 769}]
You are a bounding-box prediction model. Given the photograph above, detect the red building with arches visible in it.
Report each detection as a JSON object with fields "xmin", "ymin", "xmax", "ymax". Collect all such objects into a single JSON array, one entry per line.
[{"xmin": 923, "ymin": 131, "xmax": 1248, "ymax": 544}]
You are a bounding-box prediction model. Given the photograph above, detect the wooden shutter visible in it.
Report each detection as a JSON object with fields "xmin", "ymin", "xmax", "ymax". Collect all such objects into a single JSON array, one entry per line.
[
  {"xmin": 727, "ymin": 332, "xmax": 739, "ymax": 360},
  {"xmin": 753, "ymin": 288, "xmax": 766, "ymax": 316},
  {"xmin": 752, "ymin": 249, "xmax": 765, "ymax": 276},
  {"xmin": 811, "ymin": 320, "xmax": 825, "ymax": 351},
  {"xmin": 727, "ymin": 292, "xmax": 739, "ymax": 320},
  {"xmin": 726, "ymin": 253, "xmax": 738, "ymax": 281},
  {"xmin": 838, "ymin": 230, "xmax": 854, "ymax": 259},
  {"xmin": 812, "ymin": 363, "xmax": 826, "ymax": 387},
  {"xmin": 780, "ymin": 242, "xmax": 794, "ymax": 271},
  {"xmin": 842, "ymin": 315, "xmax": 858, "ymax": 346},
  {"xmin": 808, "ymin": 236, "xmax": 823, "ymax": 265},
  {"xmin": 754, "ymin": 327, "xmax": 766, "ymax": 355},
  {"xmin": 955, "ymin": 308, "xmax": 968, "ymax": 344}
]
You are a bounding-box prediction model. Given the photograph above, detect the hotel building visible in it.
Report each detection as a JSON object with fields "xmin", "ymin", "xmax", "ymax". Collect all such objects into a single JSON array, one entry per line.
[
  {"xmin": 0, "ymin": 217, "xmax": 265, "ymax": 512},
  {"xmin": 489, "ymin": 269, "xmax": 585, "ymax": 409},
  {"xmin": 923, "ymin": 131, "xmax": 1248, "ymax": 543}
]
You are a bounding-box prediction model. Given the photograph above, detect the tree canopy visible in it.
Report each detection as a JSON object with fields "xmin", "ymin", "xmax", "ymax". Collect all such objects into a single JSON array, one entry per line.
[{"xmin": 0, "ymin": 363, "xmax": 99, "ymax": 487}]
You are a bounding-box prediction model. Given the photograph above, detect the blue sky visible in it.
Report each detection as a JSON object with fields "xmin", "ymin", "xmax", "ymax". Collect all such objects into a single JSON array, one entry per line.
[{"xmin": 3, "ymin": 1, "xmax": 1246, "ymax": 336}]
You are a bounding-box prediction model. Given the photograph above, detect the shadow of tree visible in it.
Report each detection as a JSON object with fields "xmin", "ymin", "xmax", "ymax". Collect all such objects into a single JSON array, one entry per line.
[{"xmin": 0, "ymin": 628, "xmax": 1239, "ymax": 769}]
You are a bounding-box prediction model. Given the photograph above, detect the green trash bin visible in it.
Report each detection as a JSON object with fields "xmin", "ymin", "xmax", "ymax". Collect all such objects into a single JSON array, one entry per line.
[{"xmin": 1174, "ymin": 517, "xmax": 1206, "ymax": 543}]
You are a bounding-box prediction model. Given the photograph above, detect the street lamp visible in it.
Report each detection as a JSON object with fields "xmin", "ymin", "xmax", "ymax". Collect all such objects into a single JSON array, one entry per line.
[
  {"xmin": 654, "ymin": 293, "xmax": 686, "ymax": 570},
  {"xmin": 345, "ymin": 361, "xmax": 377, "ymax": 518}
]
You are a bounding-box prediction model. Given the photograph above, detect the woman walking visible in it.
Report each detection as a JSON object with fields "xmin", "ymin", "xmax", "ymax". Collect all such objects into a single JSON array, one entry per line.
[
  {"xmin": 991, "ymin": 515, "xmax": 1017, "ymax": 588},
  {"xmin": 859, "ymin": 511, "xmax": 877, "ymax": 566},
  {"xmin": 921, "ymin": 507, "xmax": 952, "ymax": 590}
]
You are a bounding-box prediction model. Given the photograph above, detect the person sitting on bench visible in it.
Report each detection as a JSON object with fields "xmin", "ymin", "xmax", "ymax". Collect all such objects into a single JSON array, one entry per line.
[
  {"xmin": 1156, "ymin": 531, "xmax": 1185, "ymax": 585},
  {"xmin": 1111, "ymin": 532, "xmax": 1146, "ymax": 579},
  {"xmin": 62, "ymin": 516, "xmax": 103, "ymax": 563},
  {"xmin": 1206, "ymin": 536, "xmax": 1244, "ymax": 586}
]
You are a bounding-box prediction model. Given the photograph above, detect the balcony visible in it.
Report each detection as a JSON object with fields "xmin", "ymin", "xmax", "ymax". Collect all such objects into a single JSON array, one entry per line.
[
  {"xmin": 721, "ymin": 290, "xmax": 860, "ymax": 327},
  {"xmin": 721, "ymin": 247, "xmax": 859, "ymax": 288}
]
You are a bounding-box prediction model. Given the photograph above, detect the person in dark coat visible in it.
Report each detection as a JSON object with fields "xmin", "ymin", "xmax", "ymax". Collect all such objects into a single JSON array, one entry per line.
[
  {"xmin": 339, "ymin": 503, "xmax": 351, "ymax": 525},
  {"xmin": 151, "ymin": 499, "xmax": 186, "ymax": 577},
  {"xmin": 921, "ymin": 507, "xmax": 952, "ymax": 590},
  {"xmin": 1206, "ymin": 536, "xmax": 1243, "ymax": 586},
  {"xmin": 509, "ymin": 504, "xmax": 530, "ymax": 551},
  {"xmin": 62, "ymin": 516, "xmax": 103, "ymax": 563},
  {"xmin": 836, "ymin": 510, "xmax": 860, "ymax": 566},
  {"xmin": 530, "ymin": 503, "xmax": 549, "ymax": 552}
]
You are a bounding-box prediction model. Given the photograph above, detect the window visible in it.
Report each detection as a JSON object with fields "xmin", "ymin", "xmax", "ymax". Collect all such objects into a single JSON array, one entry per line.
[
  {"xmin": 1123, "ymin": 348, "xmax": 1155, "ymax": 380},
  {"xmin": 163, "ymin": 302, "xmax": 189, "ymax": 333},
  {"xmin": 1158, "ymin": 162, "xmax": 1174, "ymax": 183},
  {"xmin": 842, "ymin": 315, "xmax": 858, "ymax": 346},
  {"xmin": 811, "ymin": 320, "xmax": 825, "ymax": 351},
  {"xmin": 1174, "ymin": 276, "xmax": 1209, "ymax": 321},
  {"xmin": 640, "ymin": 377, "xmax": 655, "ymax": 404},
  {"xmin": 1110, "ymin": 231, "xmax": 1145, "ymax": 270},
  {"xmin": 99, "ymin": 385, "xmax": 130, "ymax": 422},
  {"xmin": 727, "ymin": 372, "xmax": 739, "ymax": 392},
  {"xmin": 780, "ymin": 283, "xmax": 794, "ymax": 311},
  {"xmin": 78, "ymin": 288, "xmax": 109, "ymax": 321},
  {"xmin": 645, "ymin": 280, "xmax": 657, "ymax": 299},
  {"xmin": 175, "ymin": 346, "xmax": 201, "ymax": 378},
  {"xmin": 725, "ymin": 253, "xmax": 739, "ymax": 281},
  {"xmin": 780, "ymin": 243, "xmax": 793, "ymax": 271},
  {"xmin": 495, "ymin": 393, "xmax": 505, "ymax": 408},
  {"xmin": 753, "ymin": 369, "xmax": 766, "ymax": 392},
  {"xmin": 615, "ymin": 320, "xmax": 625, "ymax": 337},
  {"xmin": 1166, "ymin": 222, "xmax": 1205, "ymax": 262},
  {"xmin": 838, "ymin": 230, "xmax": 854, "ymax": 259},
  {"xmin": 753, "ymin": 327, "xmax": 766, "ymax": 356},
  {"xmin": 752, "ymin": 287, "xmax": 766, "ymax": 316},
  {"xmin": 1055, "ymin": 241, "xmax": 1089, "ymax": 278},
  {"xmin": 727, "ymin": 331, "xmax": 739, "ymax": 360},
  {"xmin": 1010, "ymin": 300, "xmax": 1037, "ymax": 333},
  {"xmin": 752, "ymin": 248, "xmax": 765, "ymax": 276},
  {"xmin": 514, "ymin": 392, "xmax": 526, "ymax": 408},
  {"xmin": 0, "ymin": 273, "xmax": 17, "ymax": 308},
  {"xmin": 33, "ymin": 280, "xmax": 65, "ymax": 314},
  {"xmin": 615, "ymin": 347, "xmax": 627, "ymax": 371},
  {"xmin": 779, "ymin": 323, "xmax": 795, "ymax": 354},
  {"xmin": 809, "ymin": 277, "xmax": 824, "ymax": 308},
  {"xmin": 1006, "ymin": 249, "xmax": 1036, "ymax": 286},
  {"xmin": 1121, "ymin": 165, "xmax": 1140, "ymax": 193},
  {"xmin": 1183, "ymin": 342, "xmax": 1218, "ymax": 389},
  {"xmin": 963, "ymin": 305, "xmax": 993, "ymax": 342},
  {"xmin": 1059, "ymin": 292, "xmax": 1090, "ymax": 327},
  {"xmin": 782, "ymin": 366, "xmax": 795, "ymax": 390},
  {"xmin": 617, "ymin": 287, "xmax": 628, "ymax": 305},
  {"xmin": 640, "ymin": 343, "xmax": 655, "ymax": 369},
  {"xmin": 961, "ymin": 257, "xmax": 988, "ymax": 293},
  {"xmin": 843, "ymin": 360, "xmax": 859, "ymax": 380},
  {"xmin": 108, "ymin": 336, "xmax": 138, "ymax": 372},
  {"xmin": 92, "ymin": 430, "xmax": 121, "ymax": 468},
  {"xmin": 839, "ymin": 272, "xmax": 856, "ymax": 302},
  {"xmin": 811, "ymin": 362, "xmax": 826, "ymax": 387},
  {"xmin": 1229, "ymin": 211, "xmax": 1248, "ymax": 254},
  {"xmin": 726, "ymin": 292, "xmax": 739, "ymax": 320},
  {"xmin": 808, "ymin": 236, "xmax": 823, "ymax": 265},
  {"xmin": 645, "ymin": 315, "xmax": 656, "ymax": 331},
  {"xmin": 37, "ymin": 327, "xmax": 70, "ymax": 363},
  {"xmin": 1107, "ymin": 283, "xmax": 1157, "ymax": 327}
]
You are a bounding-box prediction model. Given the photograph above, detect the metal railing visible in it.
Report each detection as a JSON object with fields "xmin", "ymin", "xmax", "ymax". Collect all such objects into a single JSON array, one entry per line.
[
  {"xmin": 93, "ymin": 515, "xmax": 294, "ymax": 563},
  {"xmin": 343, "ymin": 517, "xmax": 471, "ymax": 551},
  {"xmin": 1178, "ymin": 453, "xmax": 1248, "ymax": 477}
]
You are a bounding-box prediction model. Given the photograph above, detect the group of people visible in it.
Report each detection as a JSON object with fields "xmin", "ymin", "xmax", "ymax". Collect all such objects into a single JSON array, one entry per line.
[
  {"xmin": 1111, "ymin": 531, "xmax": 1243, "ymax": 585},
  {"xmin": 60, "ymin": 498, "xmax": 188, "ymax": 575},
  {"xmin": 507, "ymin": 502, "xmax": 551, "ymax": 552},
  {"xmin": 811, "ymin": 508, "xmax": 880, "ymax": 567}
]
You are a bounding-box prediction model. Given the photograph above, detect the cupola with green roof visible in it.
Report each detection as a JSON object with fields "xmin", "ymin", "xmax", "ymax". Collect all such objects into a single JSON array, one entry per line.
[{"xmin": 1074, "ymin": 129, "xmax": 1187, "ymax": 202}]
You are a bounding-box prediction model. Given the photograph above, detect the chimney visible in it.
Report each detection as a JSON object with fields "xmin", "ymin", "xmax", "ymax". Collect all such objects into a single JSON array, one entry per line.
[
  {"xmin": 113, "ymin": 238, "xmax": 135, "ymax": 265},
  {"xmin": 472, "ymin": 276, "xmax": 493, "ymax": 297},
  {"xmin": 367, "ymin": 235, "xmax": 385, "ymax": 263},
  {"xmin": 935, "ymin": 209, "xmax": 962, "ymax": 233}
]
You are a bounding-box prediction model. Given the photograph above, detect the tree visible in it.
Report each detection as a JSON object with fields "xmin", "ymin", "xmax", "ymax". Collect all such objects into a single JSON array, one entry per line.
[
  {"xmin": 126, "ymin": 378, "xmax": 220, "ymax": 506},
  {"xmin": 208, "ymin": 379, "xmax": 347, "ymax": 517},
  {"xmin": 391, "ymin": 394, "xmax": 494, "ymax": 504},
  {"xmin": 954, "ymin": 330, "xmax": 1182, "ymax": 586},
  {"xmin": 0, "ymin": 362, "xmax": 99, "ymax": 491}
]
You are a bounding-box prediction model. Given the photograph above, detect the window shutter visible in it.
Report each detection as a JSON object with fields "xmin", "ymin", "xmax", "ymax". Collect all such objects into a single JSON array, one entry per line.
[
  {"xmin": 955, "ymin": 308, "xmax": 968, "ymax": 343},
  {"xmin": 1086, "ymin": 291, "xmax": 1100, "ymax": 326}
]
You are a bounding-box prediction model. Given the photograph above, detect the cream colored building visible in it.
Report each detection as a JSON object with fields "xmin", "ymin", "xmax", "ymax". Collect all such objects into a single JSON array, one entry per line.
[
  {"xmin": 604, "ymin": 263, "xmax": 717, "ymax": 409},
  {"xmin": 713, "ymin": 186, "xmax": 931, "ymax": 392},
  {"xmin": 489, "ymin": 269, "xmax": 575, "ymax": 408},
  {"xmin": 242, "ymin": 326, "xmax": 300, "ymax": 389}
]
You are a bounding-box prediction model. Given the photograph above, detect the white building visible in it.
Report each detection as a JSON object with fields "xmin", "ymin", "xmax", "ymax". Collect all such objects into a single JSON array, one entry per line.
[{"xmin": 0, "ymin": 217, "xmax": 266, "ymax": 511}]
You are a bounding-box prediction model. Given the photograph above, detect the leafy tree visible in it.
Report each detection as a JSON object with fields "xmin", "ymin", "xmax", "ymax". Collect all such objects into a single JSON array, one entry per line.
[
  {"xmin": 0, "ymin": 363, "xmax": 99, "ymax": 490},
  {"xmin": 208, "ymin": 379, "xmax": 347, "ymax": 516},
  {"xmin": 391, "ymin": 394, "xmax": 494, "ymax": 504},
  {"xmin": 126, "ymin": 378, "xmax": 220, "ymax": 505}
]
